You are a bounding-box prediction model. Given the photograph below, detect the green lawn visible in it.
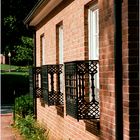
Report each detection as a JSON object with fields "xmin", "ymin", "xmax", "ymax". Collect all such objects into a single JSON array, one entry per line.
[
  {"xmin": 1, "ymin": 71, "xmax": 28, "ymax": 75},
  {"xmin": 0, "ymin": 64, "xmax": 30, "ymax": 72},
  {"xmin": 0, "ymin": 64, "xmax": 18, "ymax": 71}
]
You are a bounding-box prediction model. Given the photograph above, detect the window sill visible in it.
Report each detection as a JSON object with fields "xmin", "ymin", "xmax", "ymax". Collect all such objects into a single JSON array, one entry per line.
[
  {"xmin": 56, "ymin": 105, "xmax": 64, "ymax": 118},
  {"xmin": 40, "ymin": 97, "xmax": 45, "ymax": 107},
  {"xmin": 84, "ymin": 119, "xmax": 100, "ymax": 136}
]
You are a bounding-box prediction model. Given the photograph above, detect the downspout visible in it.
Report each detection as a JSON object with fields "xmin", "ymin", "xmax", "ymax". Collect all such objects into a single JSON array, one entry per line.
[
  {"xmin": 114, "ymin": 0, "xmax": 123, "ymax": 140},
  {"xmin": 29, "ymin": 26, "xmax": 37, "ymax": 119},
  {"xmin": 33, "ymin": 28, "xmax": 37, "ymax": 119}
]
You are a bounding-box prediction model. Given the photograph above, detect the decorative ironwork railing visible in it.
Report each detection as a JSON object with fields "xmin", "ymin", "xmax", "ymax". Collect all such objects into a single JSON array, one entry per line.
[
  {"xmin": 42, "ymin": 64, "xmax": 64, "ymax": 106},
  {"xmin": 29, "ymin": 67, "xmax": 42, "ymax": 98},
  {"xmin": 35, "ymin": 67, "xmax": 42, "ymax": 98},
  {"xmin": 65, "ymin": 60, "xmax": 100, "ymax": 120}
]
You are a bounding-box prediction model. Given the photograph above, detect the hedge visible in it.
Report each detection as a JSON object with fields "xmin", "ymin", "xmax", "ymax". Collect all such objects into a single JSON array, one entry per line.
[{"xmin": 1, "ymin": 72, "xmax": 29, "ymax": 105}]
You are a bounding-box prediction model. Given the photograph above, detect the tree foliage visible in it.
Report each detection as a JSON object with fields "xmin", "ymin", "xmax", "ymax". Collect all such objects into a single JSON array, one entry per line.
[
  {"xmin": 2, "ymin": 0, "xmax": 38, "ymax": 65},
  {"xmin": 4, "ymin": 16, "xmax": 16, "ymax": 31},
  {"xmin": 12, "ymin": 37, "xmax": 33, "ymax": 66}
]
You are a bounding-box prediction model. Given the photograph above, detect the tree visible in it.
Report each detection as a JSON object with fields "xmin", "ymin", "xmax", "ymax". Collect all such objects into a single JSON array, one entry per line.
[
  {"xmin": 2, "ymin": 15, "xmax": 18, "ymax": 54},
  {"xmin": 12, "ymin": 36, "xmax": 33, "ymax": 66},
  {"xmin": 1, "ymin": 0, "xmax": 38, "ymax": 64}
]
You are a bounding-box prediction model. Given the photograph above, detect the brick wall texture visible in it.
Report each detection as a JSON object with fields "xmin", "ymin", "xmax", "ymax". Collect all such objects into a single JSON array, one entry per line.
[{"xmin": 34, "ymin": 0, "xmax": 139, "ymax": 139}]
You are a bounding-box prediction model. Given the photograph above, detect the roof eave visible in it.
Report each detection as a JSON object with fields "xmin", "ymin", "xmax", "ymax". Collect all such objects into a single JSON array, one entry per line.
[
  {"xmin": 24, "ymin": 0, "xmax": 63, "ymax": 27},
  {"xmin": 24, "ymin": 0, "xmax": 47, "ymax": 25}
]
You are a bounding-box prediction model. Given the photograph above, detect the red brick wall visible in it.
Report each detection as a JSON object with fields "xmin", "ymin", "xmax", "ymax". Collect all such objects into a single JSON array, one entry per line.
[
  {"xmin": 34, "ymin": 0, "xmax": 138, "ymax": 139},
  {"xmin": 122, "ymin": 0, "xmax": 130, "ymax": 139},
  {"xmin": 99, "ymin": 0, "xmax": 116, "ymax": 139},
  {"xmin": 36, "ymin": 0, "xmax": 86, "ymax": 66},
  {"xmin": 36, "ymin": 1, "xmax": 100, "ymax": 139},
  {"xmin": 37, "ymin": 99, "xmax": 99, "ymax": 140}
]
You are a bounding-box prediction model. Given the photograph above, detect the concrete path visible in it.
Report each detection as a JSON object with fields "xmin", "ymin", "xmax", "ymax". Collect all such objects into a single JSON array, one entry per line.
[{"xmin": 0, "ymin": 106, "xmax": 24, "ymax": 140}]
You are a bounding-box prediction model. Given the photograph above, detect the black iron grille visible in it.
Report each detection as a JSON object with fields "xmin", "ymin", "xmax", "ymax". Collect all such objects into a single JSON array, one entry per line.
[
  {"xmin": 35, "ymin": 67, "xmax": 42, "ymax": 98},
  {"xmin": 65, "ymin": 60, "xmax": 100, "ymax": 120},
  {"xmin": 29, "ymin": 67, "xmax": 42, "ymax": 98},
  {"xmin": 41, "ymin": 65, "xmax": 48, "ymax": 103},
  {"xmin": 42, "ymin": 64, "xmax": 64, "ymax": 106}
]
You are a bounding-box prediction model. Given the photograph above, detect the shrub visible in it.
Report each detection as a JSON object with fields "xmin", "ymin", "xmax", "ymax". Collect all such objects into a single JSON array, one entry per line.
[
  {"xmin": 16, "ymin": 66, "xmax": 30, "ymax": 72},
  {"xmin": 15, "ymin": 115, "xmax": 49, "ymax": 140},
  {"xmin": 14, "ymin": 95, "xmax": 49, "ymax": 140},
  {"xmin": 15, "ymin": 95, "xmax": 33, "ymax": 117}
]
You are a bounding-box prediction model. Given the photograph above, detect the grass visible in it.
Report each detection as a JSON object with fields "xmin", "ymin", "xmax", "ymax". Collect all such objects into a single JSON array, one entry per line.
[
  {"xmin": 0, "ymin": 64, "xmax": 30, "ymax": 72},
  {"xmin": 1, "ymin": 71, "xmax": 28, "ymax": 75},
  {"xmin": 0, "ymin": 64, "xmax": 18, "ymax": 71}
]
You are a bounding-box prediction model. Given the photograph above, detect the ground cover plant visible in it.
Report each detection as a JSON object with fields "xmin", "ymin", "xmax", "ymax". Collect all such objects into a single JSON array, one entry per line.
[{"xmin": 14, "ymin": 95, "xmax": 49, "ymax": 140}]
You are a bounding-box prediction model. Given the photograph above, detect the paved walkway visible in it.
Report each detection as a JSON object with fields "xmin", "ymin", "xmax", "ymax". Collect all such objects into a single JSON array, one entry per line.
[{"xmin": 1, "ymin": 106, "xmax": 24, "ymax": 140}]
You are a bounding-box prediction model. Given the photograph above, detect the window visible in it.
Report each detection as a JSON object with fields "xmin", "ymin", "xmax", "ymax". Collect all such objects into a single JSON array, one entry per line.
[
  {"xmin": 40, "ymin": 34, "xmax": 45, "ymax": 65},
  {"xmin": 37, "ymin": 34, "xmax": 45, "ymax": 99},
  {"xmin": 58, "ymin": 25, "xmax": 64, "ymax": 94},
  {"xmin": 88, "ymin": 4, "xmax": 99, "ymax": 60},
  {"xmin": 55, "ymin": 23, "xmax": 64, "ymax": 116},
  {"xmin": 41, "ymin": 24, "xmax": 64, "ymax": 107},
  {"xmin": 88, "ymin": 3, "xmax": 99, "ymax": 102},
  {"xmin": 58, "ymin": 25, "xmax": 63, "ymax": 64},
  {"xmin": 65, "ymin": 3, "xmax": 100, "ymax": 120}
]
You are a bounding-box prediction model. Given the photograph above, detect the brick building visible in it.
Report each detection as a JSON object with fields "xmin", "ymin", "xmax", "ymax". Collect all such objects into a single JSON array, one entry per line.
[
  {"xmin": 0, "ymin": 54, "xmax": 5, "ymax": 64},
  {"xmin": 24, "ymin": 0, "xmax": 139, "ymax": 139}
]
